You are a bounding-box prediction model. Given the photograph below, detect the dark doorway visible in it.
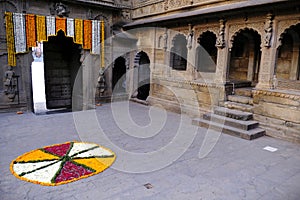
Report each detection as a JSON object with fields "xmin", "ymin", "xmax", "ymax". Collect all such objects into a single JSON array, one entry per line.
[
  {"xmin": 229, "ymin": 29, "xmax": 261, "ymax": 84},
  {"xmin": 43, "ymin": 30, "xmax": 81, "ymax": 109},
  {"xmin": 196, "ymin": 31, "xmax": 217, "ymax": 72},
  {"xmin": 136, "ymin": 52, "xmax": 150, "ymax": 100},
  {"xmin": 112, "ymin": 57, "xmax": 126, "ymax": 93}
]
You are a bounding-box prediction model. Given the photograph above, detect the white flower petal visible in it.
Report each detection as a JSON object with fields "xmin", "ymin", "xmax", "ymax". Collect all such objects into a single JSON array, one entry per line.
[
  {"xmin": 73, "ymin": 147, "xmax": 113, "ymax": 158},
  {"xmin": 13, "ymin": 160, "xmax": 58, "ymax": 176},
  {"xmin": 68, "ymin": 143, "xmax": 98, "ymax": 157},
  {"xmin": 22, "ymin": 161, "xmax": 62, "ymax": 184}
]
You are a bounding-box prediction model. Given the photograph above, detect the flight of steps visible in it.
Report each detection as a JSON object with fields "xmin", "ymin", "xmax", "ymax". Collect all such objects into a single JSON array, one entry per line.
[
  {"xmin": 192, "ymin": 87, "xmax": 265, "ymax": 140},
  {"xmin": 221, "ymin": 87, "xmax": 254, "ymax": 112}
]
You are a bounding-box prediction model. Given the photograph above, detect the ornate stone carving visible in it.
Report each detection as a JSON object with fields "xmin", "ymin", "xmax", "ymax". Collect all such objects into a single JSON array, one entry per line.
[
  {"xmin": 4, "ymin": 66, "xmax": 17, "ymax": 102},
  {"xmin": 187, "ymin": 24, "xmax": 194, "ymax": 49},
  {"xmin": 163, "ymin": 29, "xmax": 168, "ymax": 51},
  {"xmin": 215, "ymin": 19, "xmax": 226, "ymax": 48},
  {"xmin": 263, "ymin": 13, "xmax": 274, "ymax": 48},
  {"xmin": 50, "ymin": 2, "xmax": 70, "ymax": 17}
]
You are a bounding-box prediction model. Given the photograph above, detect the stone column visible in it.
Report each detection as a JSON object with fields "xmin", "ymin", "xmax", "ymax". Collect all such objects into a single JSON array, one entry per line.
[
  {"xmin": 256, "ymin": 13, "xmax": 276, "ymax": 89},
  {"xmin": 214, "ymin": 19, "xmax": 229, "ymax": 84}
]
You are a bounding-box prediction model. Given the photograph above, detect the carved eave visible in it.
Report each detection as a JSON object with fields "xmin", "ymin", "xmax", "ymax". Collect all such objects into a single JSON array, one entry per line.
[
  {"xmin": 124, "ymin": 0, "xmax": 288, "ymax": 29},
  {"xmin": 63, "ymin": 0, "xmax": 131, "ymax": 10}
]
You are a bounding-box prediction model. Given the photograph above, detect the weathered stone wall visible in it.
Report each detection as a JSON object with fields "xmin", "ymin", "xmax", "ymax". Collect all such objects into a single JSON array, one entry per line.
[{"xmin": 253, "ymin": 90, "xmax": 300, "ymax": 143}]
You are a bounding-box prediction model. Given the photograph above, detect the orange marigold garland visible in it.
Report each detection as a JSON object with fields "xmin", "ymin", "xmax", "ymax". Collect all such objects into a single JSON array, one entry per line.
[
  {"xmin": 101, "ymin": 21, "xmax": 105, "ymax": 68},
  {"xmin": 5, "ymin": 12, "xmax": 16, "ymax": 66},
  {"xmin": 10, "ymin": 141, "xmax": 116, "ymax": 186},
  {"xmin": 56, "ymin": 17, "xmax": 66, "ymax": 34},
  {"xmin": 83, "ymin": 20, "xmax": 92, "ymax": 50},
  {"xmin": 25, "ymin": 14, "xmax": 36, "ymax": 48}
]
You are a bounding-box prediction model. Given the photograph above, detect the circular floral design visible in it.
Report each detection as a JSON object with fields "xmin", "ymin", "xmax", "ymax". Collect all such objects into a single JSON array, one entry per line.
[{"xmin": 10, "ymin": 141, "xmax": 116, "ymax": 186}]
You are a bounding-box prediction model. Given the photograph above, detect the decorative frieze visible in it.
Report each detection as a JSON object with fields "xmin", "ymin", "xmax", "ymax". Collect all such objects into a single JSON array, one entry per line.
[{"xmin": 253, "ymin": 90, "xmax": 300, "ymax": 101}]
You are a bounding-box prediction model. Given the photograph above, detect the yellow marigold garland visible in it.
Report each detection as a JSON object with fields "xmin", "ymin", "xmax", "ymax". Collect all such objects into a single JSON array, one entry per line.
[
  {"xmin": 5, "ymin": 12, "xmax": 16, "ymax": 66},
  {"xmin": 36, "ymin": 15, "xmax": 46, "ymax": 42},
  {"xmin": 75, "ymin": 19, "xmax": 83, "ymax": 45}
]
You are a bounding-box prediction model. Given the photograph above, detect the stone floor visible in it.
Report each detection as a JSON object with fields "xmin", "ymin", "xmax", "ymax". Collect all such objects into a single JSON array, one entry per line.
[{"xmin": 0, "ymin": 101, "xmax": 300, "ymax": 200}]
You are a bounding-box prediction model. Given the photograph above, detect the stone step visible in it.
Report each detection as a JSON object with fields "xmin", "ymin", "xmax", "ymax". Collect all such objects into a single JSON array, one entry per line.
[
  {"xmin": 234, "ymin": 87, "xmax": 253, "ymax": 97},
  {"xmin": 213, "ymin": 106, "xmax": 253, "ymax": 121},
  {"xmin": 223, "ymin": 101, "xmax": 254, "ymax": 112},
  {"xmin": 192, "ymin": 118, "xmax": 265, "ymax": 140},
  {"xmin": 228, "ymin": 95, "xmax": 254, "ymax": 105},
  {"xmin": 203, "ymin": 113, "xmax": 259, "ymax": 130}
]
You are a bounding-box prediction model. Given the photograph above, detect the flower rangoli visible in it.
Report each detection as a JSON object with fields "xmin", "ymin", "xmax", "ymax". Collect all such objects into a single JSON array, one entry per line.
[{"xmin": 10, "ymin": 141, "xmax": 116, "ymax": 186}]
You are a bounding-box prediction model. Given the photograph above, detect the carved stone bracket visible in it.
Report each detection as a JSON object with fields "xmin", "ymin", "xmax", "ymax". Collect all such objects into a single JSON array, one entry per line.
[
  {"xmin": 263, "ymin": 13, "xmax": 274, "ymax": 48},
  {"xmin": 215, "ymin": 19, "xmax": 226, "ymax": 49}
]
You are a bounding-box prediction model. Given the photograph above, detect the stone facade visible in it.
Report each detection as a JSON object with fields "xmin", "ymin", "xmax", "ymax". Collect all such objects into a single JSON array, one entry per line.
[
  {"xmin": 0, "ymin": 0, "xmax": 129, "ymax": 112},
  {"xmin": 124, "ymin": 0, "xmax": 300, "ymax": 143},
  {"xmin": 1, "ymin": 0, "xmax": 300, "ymax": 143}
]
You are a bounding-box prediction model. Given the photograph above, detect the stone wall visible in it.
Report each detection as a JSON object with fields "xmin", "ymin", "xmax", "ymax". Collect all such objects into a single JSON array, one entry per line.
[{"xmin": 253, "ymin": 90, "xmax": 300, "ymax": 143}]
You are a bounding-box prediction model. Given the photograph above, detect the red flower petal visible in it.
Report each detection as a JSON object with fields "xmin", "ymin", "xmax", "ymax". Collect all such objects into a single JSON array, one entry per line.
[
  {"xmin": 44, "ymin": 143, "xmax": 71, "ymax": 157},
  {"xmin": 55, "ymin": 161, "xmax": 93, "ymax": 183}
]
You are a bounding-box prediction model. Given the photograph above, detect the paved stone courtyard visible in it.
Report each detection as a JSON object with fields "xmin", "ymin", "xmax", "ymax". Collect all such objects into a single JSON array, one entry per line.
[{"xmin": 1, "ymin": 101, "xmax": 300, "ymax": 200}]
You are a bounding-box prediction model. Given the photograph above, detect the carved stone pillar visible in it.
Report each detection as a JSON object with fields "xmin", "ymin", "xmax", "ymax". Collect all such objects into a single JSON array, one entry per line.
[
  {"xmin": 214, "ymin": 19, "xmax": 229, "ymax": 84},
  {"xmin": 256, "ymin": 13, "xmax": 276, "ymax": 89}
]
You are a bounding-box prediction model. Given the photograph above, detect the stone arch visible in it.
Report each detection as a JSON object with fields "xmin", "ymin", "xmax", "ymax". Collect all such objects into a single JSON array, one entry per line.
[
  {"xmin": 229, "ymin": 27, "xmax": 262, "ymax": 50},
  {"xmin": 170, "ymin": 34, "xmax": 187, "ymax": 70},
  {"xmin": 276, "ymin": 23, "xmax": 300, "ymax": 81},
  {"xmin": 133, "ymin": 51, "xmax": 151, "ymax": 100},
  {"xmin": 112, "ymin": 56, "xmax": 126, "ymax": 93},
  {"xmin": 229, "ymin": 28, "xmax": 262, "ymax": 83},
  {"xmin": 276, "ymin": 19, "xmax": 300, "ymax": 48},
  {"xmin": 196, "ymin": 31, "xmax": 217, "ymax": 72}
]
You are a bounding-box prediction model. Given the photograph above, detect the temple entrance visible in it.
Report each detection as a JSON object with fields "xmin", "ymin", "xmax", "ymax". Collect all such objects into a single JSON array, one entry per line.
[
  {"xmin": 112, "ymin": 57, "xmax": 126, "ymax": 93},
  {"xmin": 229, "ymin": 29, "xmax": 261, "ymax": 85},
  {"xmin": 43, "ymin": 30, "xmax": 81, "ymax": 109},
  {"xmin": 276, "ymin": 23, "xmax": 300, "ymax": 90},
  {"xmin": 135, "ymin": 51, "xmax": 150, "ymax": 100}
]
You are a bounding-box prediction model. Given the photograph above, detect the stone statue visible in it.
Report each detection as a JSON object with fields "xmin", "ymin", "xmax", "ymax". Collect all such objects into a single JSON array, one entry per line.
[
  {"xmin": 216, "ymin": 19, "xmax": 226, "ymax": 48},
  {"xmin": 53, "ymin": 2, "xmax": 70, "ymax": 17},
  {"xmin": 264, "ymin": 13, "xmax": 273, "ymax": 48},
  {"xmin": 163, "ymin": 29, "xmax": 168, "ymax": 50},
  {"xmin": 187, "ymin": 29, "xmax": 194, "ymax": 49},
  {"xmin": 4, "ymin": 66, "xmax": 17, "ymax": 101}
]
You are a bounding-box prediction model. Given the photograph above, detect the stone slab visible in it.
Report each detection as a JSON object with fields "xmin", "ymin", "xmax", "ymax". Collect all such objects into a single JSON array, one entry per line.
[
  {"xmin": 214, "ymin": 106, "xmax": 253, "ymax": 120},
  {"xmin": 203, "ymin": 113, "xmax": 259, "ymax": 130},
  {"xmin": 192, "ymin": 117, "xmax": 265, "ymax": 140}
]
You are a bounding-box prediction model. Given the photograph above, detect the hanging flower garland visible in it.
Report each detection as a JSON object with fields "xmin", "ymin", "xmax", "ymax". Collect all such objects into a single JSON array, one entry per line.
[
  {"xmin": 36, "ymin": 15, "xmax": 47, "ymax": 42},
  {"xmin": 5, "ymin": 12, "xmax": 16, "ymax": 67},
  {"xmin": 75, "ymin": 19, "xmax": 83, "ymax": 45},
  {"xmin": 5, "ymin": 12, "xmax": 105, "ymax": 67},
  {"xmin": 83, "ymin": 20, "xmax": 92, "ymax": 50},
  {"xmin": 101, "ymin": 20, "xmax": 105, "ymax": 68},
  {"xmin": 25, "ymin": 14, "xmax": 37, "ymax": 48},
  {"xmin": 10, "ymin": 141, "xmax": 116, "ymax": 186}
]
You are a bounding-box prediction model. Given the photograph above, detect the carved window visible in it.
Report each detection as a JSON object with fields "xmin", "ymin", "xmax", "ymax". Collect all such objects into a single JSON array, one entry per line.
[{"xmin": 170, "ymin": 34, "xmax": 187, "ymax": 71}]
